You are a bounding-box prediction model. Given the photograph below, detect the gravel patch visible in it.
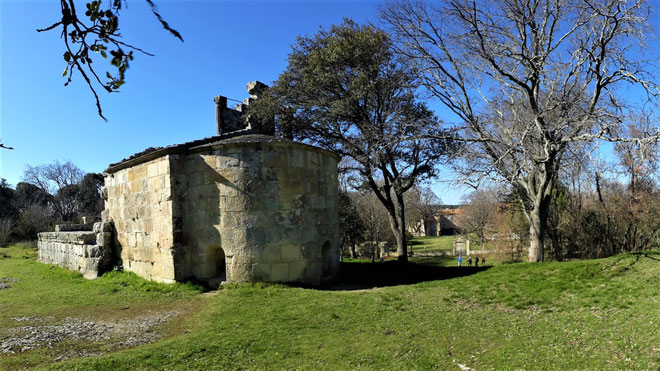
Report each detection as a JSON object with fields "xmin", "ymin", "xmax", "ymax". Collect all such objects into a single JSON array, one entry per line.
[
  {"xmin": 0, "ymin": 277, "xmax": 19, "ymax": 290},
  {"xmin": 0, "ymin": 311, "xmax": 177, "ymax": 355},
  {"xmin": 10, "ymin": 316, "xmax": 54, "ymax": 323}
]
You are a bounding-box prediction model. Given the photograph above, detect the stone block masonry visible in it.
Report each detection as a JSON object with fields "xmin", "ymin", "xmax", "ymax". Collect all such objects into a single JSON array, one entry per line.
[
  {"xmin": 37, "ymin": 83, "xmax": 340, "ymax": 286},
  {"xmin": 103, "ymin": 155, "xmax": 177, "ymax": 283},
  {"xmin": 37, "ymin": 222, "xmax": 113, "ymax": 279},
  {"xmin": 103, "ymin": 135, "xmax": 341, "ymax": 286}
]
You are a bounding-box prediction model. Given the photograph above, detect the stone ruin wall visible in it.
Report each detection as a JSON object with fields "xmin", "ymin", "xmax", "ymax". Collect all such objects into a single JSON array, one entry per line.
[
  {"xmin": 102, "ymin": 139, "xmax": 341, "ymax": 286},
  {"xmin": 38, "ymin": 81, "xmax": 340, "ymax": 286},
  {"xmin": 170, "ymin": 140, "xmax": 340, "ymax": 286},
  {"xmin": 37, "ymin": 222, "xmax": 113, "ymax": 279},
  {"xmin": 103, "ymin": 155, "xmax": 178, "ymax": 283}
]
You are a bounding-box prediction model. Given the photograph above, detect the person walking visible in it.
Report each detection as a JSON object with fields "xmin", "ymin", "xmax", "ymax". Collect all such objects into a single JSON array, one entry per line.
[
  {"xmin": 458, "ymin": 255, "xmax": 463, "ymax": 267},
  {"xmin": 475, "ymin": 256, "xmax": 479, "ymax": 267},
  {"xmin": 467, "ymin": 257, "xmax": 472, "ymax": 267},
  {"xmin": 482, "ymin": 256, "xmax": 486, "ymax": 266}
]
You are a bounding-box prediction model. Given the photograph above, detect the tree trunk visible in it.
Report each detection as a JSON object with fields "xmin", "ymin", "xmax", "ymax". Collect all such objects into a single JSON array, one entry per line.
[
  {"xmin": 395, "ymin": 193, "xmax": 408, "ymax": 263},
  {"xmin": 528, "ymin": 199, "xmax": 550, "ymax": 262},
  {"xmin": 387, "ymin": 213, "xmax": 408, "ymax": 263},
  {"xmin": 350, "ymin": 243, "xmax": 357, "ymax": 259}
]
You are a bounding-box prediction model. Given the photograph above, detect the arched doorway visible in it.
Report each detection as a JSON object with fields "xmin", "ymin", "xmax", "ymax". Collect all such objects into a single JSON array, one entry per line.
[{"xmin": 205, "ymin": 245, "xmax": 226, "ymax": 288}]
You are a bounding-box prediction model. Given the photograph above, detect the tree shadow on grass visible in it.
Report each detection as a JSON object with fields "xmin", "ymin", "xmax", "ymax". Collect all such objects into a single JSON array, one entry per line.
[
  {"xmin": 603, "ymin": 250, "xmax": 660, "ymax": 275},
  {"xmin": 321, "ymin": 259, "xmax": 491, "ymax": 291}
]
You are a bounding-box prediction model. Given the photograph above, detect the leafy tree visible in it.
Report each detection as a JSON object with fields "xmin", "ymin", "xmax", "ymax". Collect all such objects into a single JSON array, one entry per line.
[
  {"xmin": 38, "ymin": 1, "xmax": 182, "ymax": 120},
  {"xmin": 251, "ymin": 20, "xmax": 453, "ymax": 262},
  {"xmin": 15, "ymin": 182, "xmax": 51, "ymax": 212},
  {"xmin": 15, "ymin": 205, "xmax": 55, "ymax": 241},
  {"xmin": 55, "ymin": 184, "xmax": 81, "ymax": 223},
  {"xmin": 0, "ymin": 179, "xmax": 18, "ymax": 245},
  {"xmin": 78, "ymin": 173, "xmax": 105, "ymax": 220},
  {"xmin": 382, "ymin": 0, "xmax": 660, "ymax": 262},
  {"xmin": 0, "ymin": 179, "xmax": 18, "ymax": 221},
  {"xmin": 338, "ymin": 191, "xmax": 364, "ymax": 258}
]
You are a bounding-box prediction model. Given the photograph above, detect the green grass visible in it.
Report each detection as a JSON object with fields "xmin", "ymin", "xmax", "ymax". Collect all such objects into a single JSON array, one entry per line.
[
  {"xmin": 0, "ymin": 244, "xmax": 204, "ymax": 369},
  {"xmin": 409, "ymin": 235, "xmax": 455, "ymax": 253},
  {"xmin": 1, "ymin": 244, "xmax": 659, "ymax": 370}
]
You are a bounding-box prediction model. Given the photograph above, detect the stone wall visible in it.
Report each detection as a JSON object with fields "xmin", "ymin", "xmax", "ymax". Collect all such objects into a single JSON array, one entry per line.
[
  {"xmin": 103, "ymin": 155, "xmax": 177, "ymax": 283},
  {"xmin": 169, "ymin": 139, "xmax": 340, "ymax": 286},
  {"xmin": 104, "ymin": 136, "xmax": 341, "ymax": 286},
  {"xmin": 37, "ymin": 222, "xmax": 112, "ymax": 279}
]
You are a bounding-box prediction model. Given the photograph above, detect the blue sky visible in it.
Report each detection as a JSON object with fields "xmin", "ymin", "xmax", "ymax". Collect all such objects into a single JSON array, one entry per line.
[
  {"xmin": 0, "ymin": 0, "xmax": 469, "ymax": 203},
  {"xmin": 6, "ymin": 1, "xmax": 656, "ymax": 205}
]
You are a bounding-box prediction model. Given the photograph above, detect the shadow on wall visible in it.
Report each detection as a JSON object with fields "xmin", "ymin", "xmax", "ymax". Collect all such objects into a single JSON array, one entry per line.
[
  {"xmin": 320, "ymin": 260, "xmax": 492, "ymax": 291},
  {"xmin": 174, "ymin": 154, "xmax": 228, "ymax": 287}
]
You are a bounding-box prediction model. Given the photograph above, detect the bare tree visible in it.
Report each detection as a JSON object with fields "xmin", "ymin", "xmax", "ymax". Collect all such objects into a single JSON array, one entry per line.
[
  {"xmin": 593, "ymin": 109, "xmax": 660, "ymax": 253},
  {"xmin": 382, "ymin": 0, "xmax": 660, "ymax": 261},
  {"xmin": 614, "ymin": 109, "xmax": 660, "ymax": 195},
  {"xmin": 23, "ymin": 160, "xmax": 85, "ymax": 222},
  {"xmin": 458, "ymin": 189, "xmax": 498, "ymax": 248},
  {"xmin": 0, "ymin": 218, "xmax": 14, "ymax": 246},
  {"xmin": 405, "ymin": 186, "xmax": 441, "ymax": 235},
  {"xmin": 403, "ymin": 188, "xmax": 423, "ymax": 235},
  {"xmin": 418, "ymin": 186, "xmax": 441, "ymax": 235},
  {"xmin": 355, "ymin": 191, "xmax": 391, "ymax": 262}
]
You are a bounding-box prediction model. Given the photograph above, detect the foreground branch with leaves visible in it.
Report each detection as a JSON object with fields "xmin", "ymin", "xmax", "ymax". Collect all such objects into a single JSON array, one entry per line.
[{"xmin": 38, "ymin": 0, "xmax": 183, "ymax": 120}]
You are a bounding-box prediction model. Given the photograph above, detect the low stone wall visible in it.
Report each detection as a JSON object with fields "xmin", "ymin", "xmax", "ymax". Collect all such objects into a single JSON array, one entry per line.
[{"xmin": 37, "ymin": 222, "xmax": 113, "ymax": 279}]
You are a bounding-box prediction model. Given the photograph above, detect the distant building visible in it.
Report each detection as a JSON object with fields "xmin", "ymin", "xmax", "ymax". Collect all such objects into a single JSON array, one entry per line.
[{"xmin": 409, "ymin": 206, "xmax": 461, "ymax": 236}]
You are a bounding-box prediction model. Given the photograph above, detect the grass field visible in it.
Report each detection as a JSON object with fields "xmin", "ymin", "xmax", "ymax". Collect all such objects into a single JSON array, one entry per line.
[
  {"xmin": 1, "ymin": 244, "xmax": 658, "ymax": 370},
  {"xmin": 408, "ymin": 235, "xmax": 455, "ymax": 253}
]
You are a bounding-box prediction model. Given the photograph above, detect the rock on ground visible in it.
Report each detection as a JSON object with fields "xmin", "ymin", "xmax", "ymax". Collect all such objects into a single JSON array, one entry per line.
[{"xmin": 0, "ymin": 312, "xmax": 177, "ymax": 356}]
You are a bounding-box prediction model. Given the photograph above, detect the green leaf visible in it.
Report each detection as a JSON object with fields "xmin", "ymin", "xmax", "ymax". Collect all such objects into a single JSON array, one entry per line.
[
  {"xmin": 100, "ymin": 50, "xmax": 107, "ymax": 58},
  {"xmin": 62, "ymin": 66, "xmax": 68, "ymax": 77},
  {"xmin": 63, "ymin": 51, "xmax": 71, "ymax": 62}
]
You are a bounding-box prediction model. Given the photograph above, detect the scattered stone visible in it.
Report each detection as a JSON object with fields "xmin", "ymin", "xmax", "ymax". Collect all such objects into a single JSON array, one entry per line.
[
  {"xmin": 0, "ymin": 312, "xmax": 177, "ymax": 355},
  {"xmin": 10, "ymin": 316, "xmax": 53, "ymax": 323},
  {"xmin": 0, "ymin": 276, "xmax": 16, "ymax": 289},
  {"xmin": 1, "ymin": 317, "xmax": 111, "ymax": 354}
]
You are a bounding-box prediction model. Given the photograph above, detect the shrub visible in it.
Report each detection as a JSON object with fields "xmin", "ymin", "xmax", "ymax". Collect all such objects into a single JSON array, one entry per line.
[{"xmin": 14, "ymin": 205, "xmax": 55, "ymax": 241}]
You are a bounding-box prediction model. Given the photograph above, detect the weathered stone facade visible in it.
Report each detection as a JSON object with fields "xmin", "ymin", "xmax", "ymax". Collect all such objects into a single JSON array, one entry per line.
[
  {"xmin": 37, "ymin": 222, "xmax": 113, "ymax": 279},
  {"xmin": 103, "ymin": 135, "xmax": 340, "ymax": 286},
  {"xmin": 38, "ymin": 82, "xmax": 341, "ymax": 287}
]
